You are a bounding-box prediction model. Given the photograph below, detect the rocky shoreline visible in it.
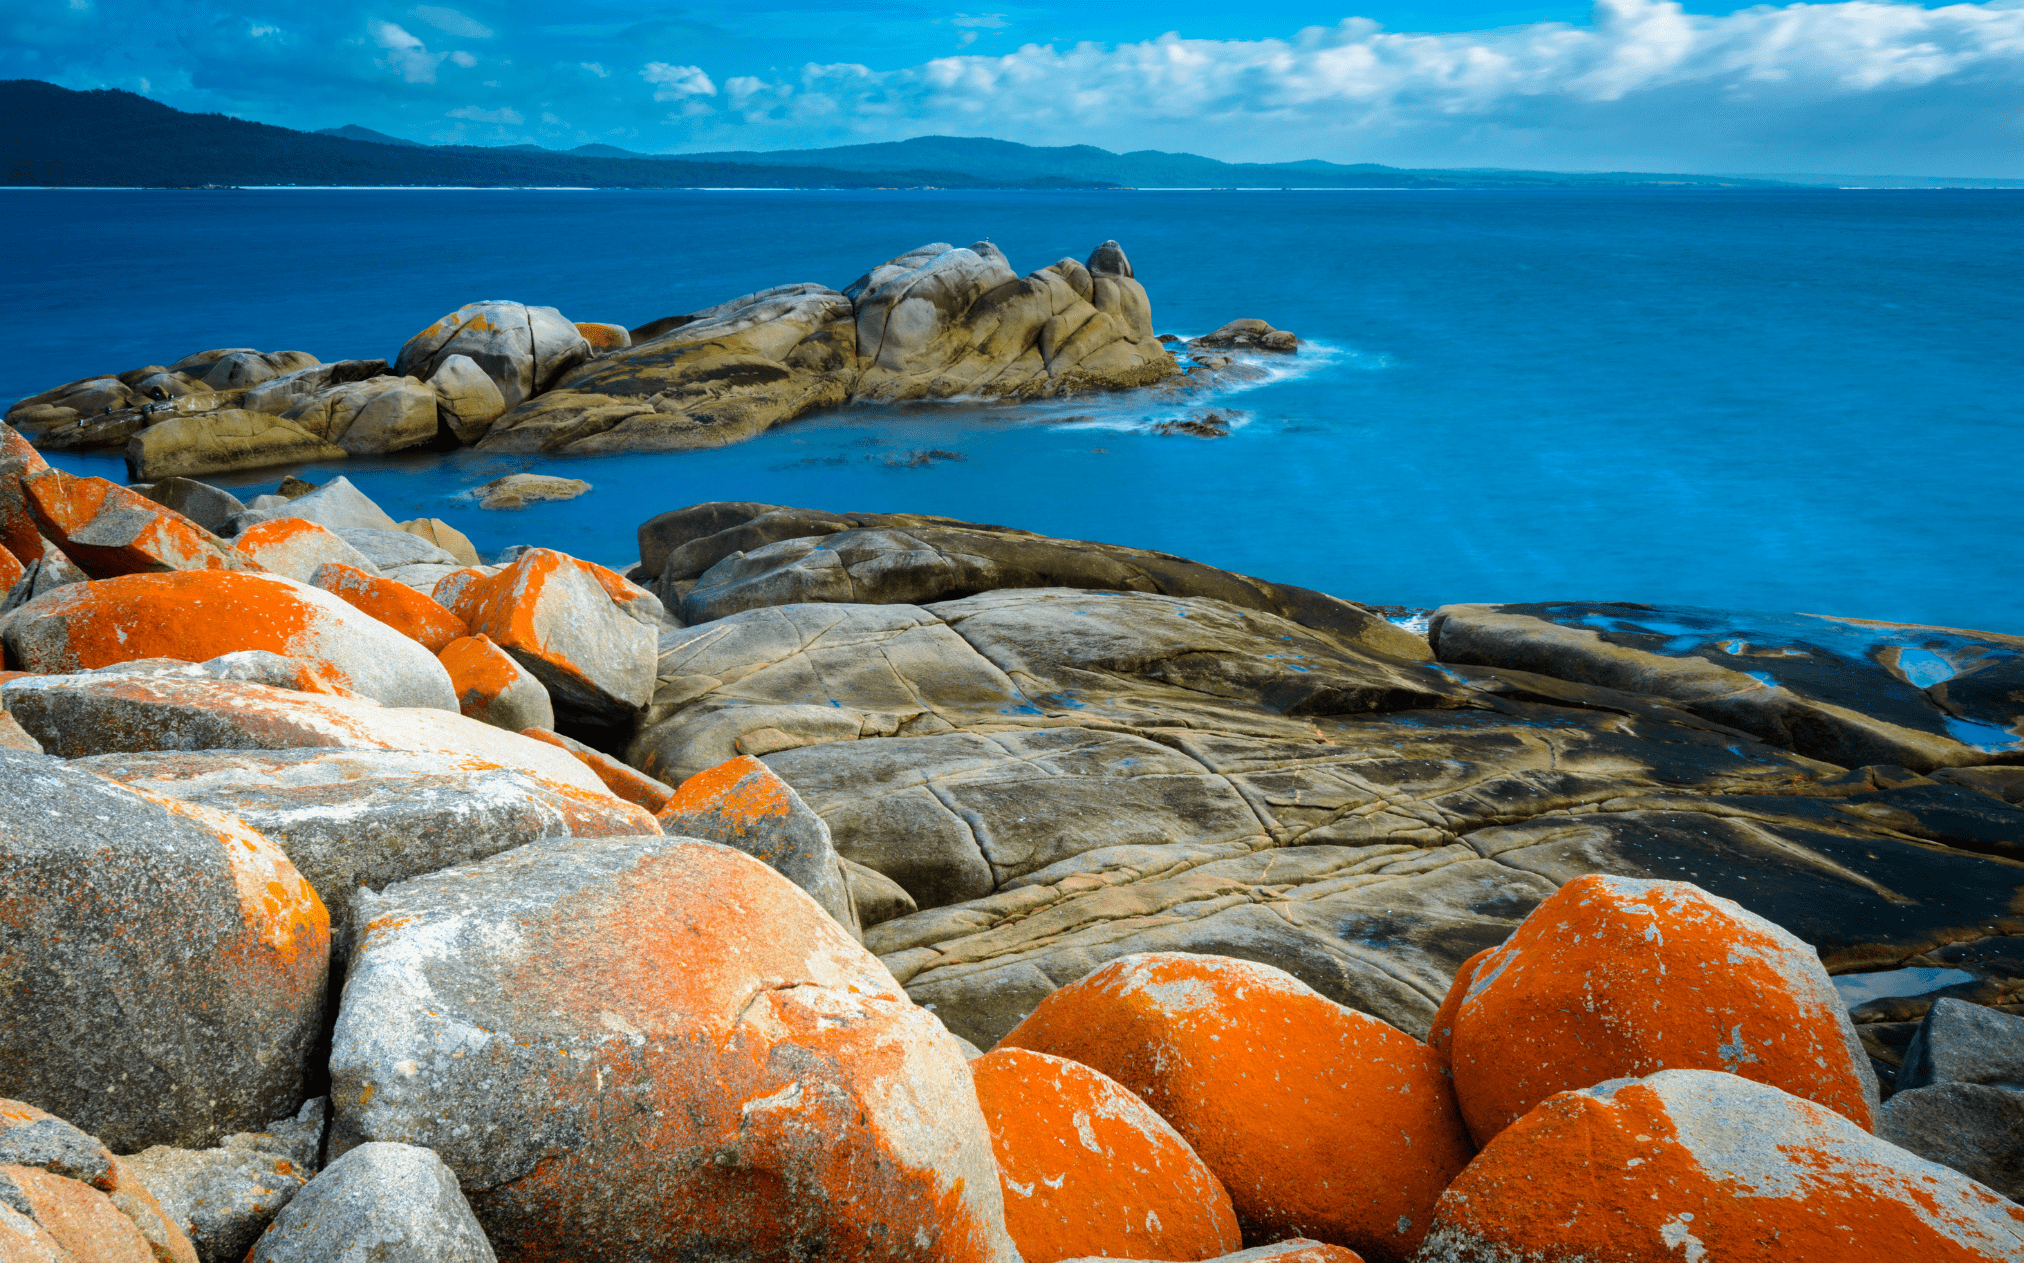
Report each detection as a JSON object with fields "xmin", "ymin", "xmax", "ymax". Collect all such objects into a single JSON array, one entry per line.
[
  {"xmin": 4, "ymin": 239, "xmax": 1300, "ymax": 480},
  {"xmin": 0, "ymin": 434, "xmax": 2020, "ymax": 1261}
]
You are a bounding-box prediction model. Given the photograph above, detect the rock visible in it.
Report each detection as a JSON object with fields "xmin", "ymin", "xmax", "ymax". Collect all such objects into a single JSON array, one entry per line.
[
  {"xmin": 0, "ymin": 546, "xmax": 87, "ymax": 620},
  {"xmin": 1875, "ymin": 1082, "xmax": 2024, "ymax": 1201},
  {"xmin": 0, "ymin": 1164, "xmax": 160, "ymax": 1263},
  {"xmin": 1430, "ymin": 601, "xmax": 2024, "ymax": 772},
  {"xmin": 1190, "ymin": 319, "xmax": 1299, "ymax": 353},
  {"xmin": 999, "ymin": 952, "xmax": 1475, "ymax": 1262},
  {"xmin": 573, "ymin": 321, "xmax": 630, "ymax": 352},
  {"xmin": 970, "ymin": 1046, "xmax": 1241, "ymax": 1263},
  {"xmin": 3, "ymin": 571, "xmax": 459, "ymax": 711},
  {"xmin": 394, "ymin": 301, "xmax": 591, "ymax": 412},
  {"xmin": 331, "ymin": 528, "xmax": 460, "ymax": 572},
  {"xmin": 124, "ymin": 412, "xmax": 348, "ymax": 482},
  {"xmin": 1442, "ymin": 874, "xmax": 1877, "ymax": 1146},
  {"xmin": 0, "ymin": 1098, "xmax": 200, "ymax": 1263},
  {"xmin": 396, "ymin": 518, "xmax": 480, "ymax": 567},
  {"xmin": 124, "ymin": 1098, "xmax": 325, "ymax": 1263},
  {"xmin": 241, "ymin": 360, "xmax": 390, "ymax": 415},
  {"xmin": 5, "ymin": 374, "xmax": 140, "ymax": 435},
  {"xmin": 434, "ymin": 548, "xmax": 655, "ymax": 724},
  {"xmin": 328, "ymin": 835, "xmax": 1017, "ymax": 1263},
  {"xmin": 1896, "ymin": 997, "xmax": 2024, "ymax": 1090},
  {"xmin": 0, "ymin": 1103, "xmax": 117, "ymax": 1191},
  {"xmin": 843, "ymin": 856, "xmax": 918, "ymax": 930},
  {"xmin": 0, "ymin": 427, "xmax": 50, "ymax": 565},
  {"xmin": 517, "ymin": 726, "xmax": 672, "ymax": 811},
  {"xmin": 141, "ymin": 478, "xmax": 247, "ymax": 533},
  {"xmin": 256, "ymin": 477, "xmax": 400, "ymax": 533},
  {"xmin": 437, "ymin": 634, "xmax": 554, "ymax": 732},
  {"xmin": 1416, "ymin": 1069, "xmax": 2024, "ymax": 1262},
  {"xmin": 426, "ymin": 355, "xmax": 508, "ymax": 445},
  {"xmin": 274, "ymin": 476, "xmax": 318, "ymax": 500},
  {"xmin": 0, "ymin": 749, "xmax": 328, "ymax": 1152},
  {"xmin": 636, "ymin": 499, "xmax": 782, "ymax": 577},
  {"xmin": 233, "ymin": 518, "xmax": 381, "ymax": 582},
  {"xmin": 656, "ymin": 754, "xmax": 860, "ymax": 937},
  {"xmin": 309, "ymin": 563, "xmax": 469, "ymax": 653},
  {"xmin": 281, "ymin": 376, "xmax": 438, "ymax": 457},
  {"xmin": 473, "ymin": 473, "xmax": 590, "ymax": 510},
  {"xmin": 197, "ymin": 351, "xmax": 318, "ymax": 392},
  {"xmin": 246, "ymin": 1142, "xmax": 494, "ymax": 1263},
  {"xmin": 23, "ymin": 468, "xmax": 257, "ymax": 575},
  {"xmin": 1058, "ymin": 1245, "xmax": 1360, "ymax": 1263},
  {"xmin": 0, "ymin": 545, "xmax": 20, "ymax": 594}
]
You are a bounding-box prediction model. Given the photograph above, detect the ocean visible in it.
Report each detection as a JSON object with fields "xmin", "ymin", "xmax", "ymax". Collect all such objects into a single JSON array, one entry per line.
[{"xmin": 6, "ymin": 186, "xmax": 2020, "ymax": 631}]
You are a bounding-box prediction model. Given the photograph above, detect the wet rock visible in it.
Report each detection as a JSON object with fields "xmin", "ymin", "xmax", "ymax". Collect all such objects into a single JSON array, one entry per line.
[
  {"xmin": 426, "ymin": 355, "xmax": 508, "ymax": 445},
  {"xmin": 1897, "ymin": 997, "xmax": 2024, "ymax": 1090},
  {"xmin": 1440, "ymin": 874, "xmax": 1877, "ymax": 1146},
  {"xmin": 241, "ymin": 360, "xmax": 390, "ymax": 415},
  {"xmin": 328, "ymin": 835, "xmax": 1017, "ymax": 1263},
  {"xmin": 1190, "ymin": 319, "xmax": 1299, "ymax": 353},
  {"xmin": 141, "ymin": 478, "xmax": 247, "ymax": 533},
  {"xmin": 1875, "ymin": 1082, "xmax": 2024, "ymax": 1201},
  {"xmin": 310, "ymin": 563, "xmax": 469, "ymax": 653},
  {"xmin": 656, "ymin": 754, "xmax": 859, "ymax": 937},
  {"xmin": 280, "ymin": 377, "xmax": 438, "ymax": 457},
  {"xmin": 124, "ymin": 1098, "xmax": 325, "ymax": 1263},
  {"xmin": 233, "ymin": 518, "xmax": 380, "ymax": 582},
  {"xmin": 518, "ymin": 726, "xmax": 672, "ymax": 812},
  {"xmin": 394, "ymin": 301, "xmax": 591, "ymax": 412},
  {"xmin": 1000, "ymin": 952, "xmax": 1474, "ymax": 1262},
  {"xmin": 971, "ymin": 1046, "xmax": 1241, "ymax": 1263},
  {"xmin": 0, "ymin": 749, "xmax": 328, "ymax": 1152},
  {"xmin": 125, "ymin": 412, "xmax": 348, "ymax": 482},
  {"xmin": 1417, "ymin": 1069, "xmax": 2024, "ymax": 1262},
  {"xmin": 246, "ymin": 1142, "xmax": 494, "ymax": 1263},
  {"xmin": 24, "ymin": 468, "xmax": 256, "ymax": 576},
  {"xmin": 437, "ymin": 634, "xmax": 554, "ymax": 732},
  {"xmin": 6, "ymin": 373, "xmax": 141, "ymax": 435},
  {"xmin": 473, "ymin": 473, "xmax": 589, "ymax": 510},
  {"xmin": 3, "ymin": 570, "xmax": 458, "ymax": 710},
  {"xmin": 0, "ymin": 673, "xmax": 614, "ymax": 798},
  {"xmin": 435, "ymin": 548, "xmax": 655, "ymax": 725}
]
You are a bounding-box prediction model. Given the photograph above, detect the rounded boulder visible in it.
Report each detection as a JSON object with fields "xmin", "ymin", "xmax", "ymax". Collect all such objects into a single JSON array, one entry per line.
[
  {"xmin": 310, "ymin": 562, "xmax": 469, "ymax": 652},
  {"xmin": 998, "ymin": 952, "xmax": 1474, "ymax": 1263},
  {"xmin": 439, "ymin": 633, "xmax": 554, "ymax": 731}
]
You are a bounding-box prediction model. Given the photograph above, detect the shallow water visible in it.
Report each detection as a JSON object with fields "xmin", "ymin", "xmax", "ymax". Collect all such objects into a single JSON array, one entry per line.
[{"xmin": 9, "ymin": 187, "xmax": 2021, "ymax": 630}]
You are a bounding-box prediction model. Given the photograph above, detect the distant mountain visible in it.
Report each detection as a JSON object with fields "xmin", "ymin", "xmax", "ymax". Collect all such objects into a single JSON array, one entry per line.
[
  {"xmin": 0, "ymin": 81, "xmax": 1123, "ymax": 189},
  {"xmin": 314, "ymin": 124, "xmax": 425, "ymax": 148},
  {"xmin": 1714, "ymin": 171, "xmax": 2024, "ymax": 190}
]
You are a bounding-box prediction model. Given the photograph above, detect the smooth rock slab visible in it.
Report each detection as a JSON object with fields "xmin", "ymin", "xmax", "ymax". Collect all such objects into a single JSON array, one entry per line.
[
  {"xmin": 329, "ymin": 836, "xmax": 1016, "ymax": 1263},
  {"xmin": 0, "ymin": 749, "xmax": 328, "ymax": 1152},
  {"xmin": 247, "ymin": 1142, "xmax": 494, "ymax": 1263}
]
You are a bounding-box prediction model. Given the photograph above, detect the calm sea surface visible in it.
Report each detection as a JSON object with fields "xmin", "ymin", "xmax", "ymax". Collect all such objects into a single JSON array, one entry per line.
[{"xmin": 6, "ymin": 187, "xmax": 2020, "ymax": 630}]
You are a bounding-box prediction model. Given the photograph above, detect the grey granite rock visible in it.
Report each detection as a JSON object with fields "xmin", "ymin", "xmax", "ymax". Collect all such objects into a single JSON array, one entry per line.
[
  {"xmin": 142, "ymin": 478, "xmax": 247, "ymax": 532},
  {"xmin": 247, "ymin": 1142, "xmax": 495, "ymax": 1263},
  {"xmin": 1898, "ymin": 997, "xmax": 2024, "ymax": 1090},
  {"xmin": 126, "ymin": 1099, "xmax": 328, "ymax": 1263},
  {"xmin": 332, "ymin": 528, "xmax": 460, "ymax": 572},
  {"xmin": 1875, "ymin": 1082, "xmax": 2024, "ymax": 1201}
]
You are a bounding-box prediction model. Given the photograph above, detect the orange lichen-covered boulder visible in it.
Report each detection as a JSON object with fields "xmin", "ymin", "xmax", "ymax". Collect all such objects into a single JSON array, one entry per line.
[
  {"xmin": 659, "ymin": 755, "xmax": 859, "ymax": 936},
  {"xmin": 438, "ymin": 633, "xmax": 554, "ymax": 731},
  {"xmin": 0, "ymin": 1099, "xmax": 198, "ymax": 1263},
  {"xmin": 22, "ymin": 466, "xmax": 255, "ymax": 576},
  {"xmin": 520, "ymin": 725, "xmax": 673, "ymax": 812},
  {"xmin": 0, "ymin": 1165, "xmax": 158, "ymax": 1263},
  {"xmin": 971, "ymin": 1047, "xmax": 1241, "ymax": 1263},
  {"xmin": 0, "ymin": 749, "xmax": 329, "ymax": 1154},
  {"xmin": 232, "ymin": 517, "xmax": 379, "ymax": 582},
  {"xmin": 0, "ymin": 424, "xmax": 50, "ymax": 565},
  {"xmin": 1417, "ymin": 1069, "xmax": 2024, "ymax": 1262},
  {"xmin": 329, "ymin": 836, "xmax": 1018, "ymax": 1263},
  {"xmin": 0, "ymin": 541, "xmax": 22, "ymax": 593},
  {"xmin": 1059, "ymin": 1245, "xmax": 1362, "ymax": 1263},
  {"xmin": 433, "ymin": 547, "xmax": 655, "ymax": 724},
  {"xmin": 1, "ymin": 569, "xmax": 459, "ymax": 710},
  {"xmin": 1441, "ymin": 874, "xmax": 1878, "ymax": 1146},
  {"xmin": 1425, "ymin": 946, "xmax": 1493, "ymax": 1070},
  {"xmin": 998, "ymin": 953, "xmax": 1474, "ymax": 1263},
  {"xmin": 309, "ymin": 562, "xmax": 469, "ymax": 652}
]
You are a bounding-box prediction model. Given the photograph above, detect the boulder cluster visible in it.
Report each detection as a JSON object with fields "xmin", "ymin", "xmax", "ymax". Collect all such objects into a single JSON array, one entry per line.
[
  {"xmin": 0, "ymin": 441, "xmax": 2021, "ymax": 1260},
  {"xmin": 2, "ymin": 238, "xmax": 1265, "ymax": 480}
]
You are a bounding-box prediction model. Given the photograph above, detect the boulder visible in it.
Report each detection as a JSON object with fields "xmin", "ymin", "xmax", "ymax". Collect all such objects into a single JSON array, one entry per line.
[
  {"xmin": 0, "ymin": 545, "xmax": 20, "ymax": 594},
  {"xmin": 328, "ymin": 835, "xmax": 1018, "ymax": 1263},
  {"xmin": 394, "ymin": 301, "xmax": 591, "ymax": 411},
  {"xmin": 331, "ymin": 528, "xmax": 460, "ymax": 572},
  {"xmin": 1416, "ymin": 1069, "xmax": 2024, "ymax": 1262},
  {"xmin": 3, "ymin": 570, "xmax": 459, "ymax": 711},
  {"xmin": 241, "ymin": 359, "xmax": 390, "ymax": 415},
  {"xmin": 251, "ymin": 477, "xmax": 400, "ymax": 533},
  {"xmin": 0, "ymin": 1164, "xmax": 161, "ymax": 1263},
  {"xmin": 426, "ymin": 355, "xmax": 508, "ymax": 444},
  {"xmin": 1875, "ymin": 1082, "xmax": 2024, "ymax": 1200},
  {"xmin": 197, "ymin": 351, "xmax": 318, "ymax": 392},
  {"xmin": 434, "ymin": 549, "xmax": 655, "ymax": 724},
  {"xmin": 0, "ymin": 1099, "xmax": 199, "ymax": 1263},
  {"xmin": 518, "ymin": 726, "xmax": 672, "ymax": 811},
  {"xmin": 1058, "ymin": 1246, "xmax": 1360, "ymax": 1263},
  {"xmin": 656, "ymin": 754, "xmax": 859, "ymax": 937},
  {"xmin": 310, "ymin": 562, "xmax": 468, "ymax": 653},
  {"xmin": 999, "ymin": 952, "xmax": 1474, "ymax": 1262},
  {"xmin": 0, "ymin": 546, "xmax": 87, "ymax": 619},
  {"xmin": 124, "ymin": 1098, "xmax": 325, "ymax": 1263},
  {"xmin": 437, "ymin": 634, "xmax": 554, "ymax": 732},
  {"xmin": 0, "ymin": 673, "xmax": 613, "ymax": 798},
  {"xmin": 970, "ymin": 1047, "xmax": 1241, "ymax": 1263},
  {"xmin": 0, "ymin": 426, "xmax": 49, "ymax": 564},
  {"xmin": 5, "ymin": 373, "xmax": 140, "ymax": 436},
  {"xmin": 75, "ymin": 747, "xmax": 653, "ymax": 957},
  {"xmin": 141, "ymin": 478, "xmax": 248, "ymax": 532},
  {"xmin": 1189, "ymin": 320, "xmax": 1299, "ymax": 353},
  {"xmin": 1440, "ymin": 874, "xmax": 1878, "ymax": 1145},
  {"xmin": 233, "ymin": 518, "xmax": 380, "ymax": 582},
  {"xmin": 1430, "ymin": 601, "xmax": 2024, "ymax": 772},
  {"xmin": 844, "ymin": 856, "xmax": 918, "ymax": 930},
  {"xmin": 23, "ymin": 468, "xmax": 257, "ymax": 575},
  {"xmin": 396, "ymin": 517, "xmax": 481, "ymax": 566},
  {"xmin": 573, "ymin": 321, "xmax": 630, "ymax": 351},
  {"xmin": 1896, "ymin": 997, "xmax": 2024, "ymax": 1090},
  {"xmin": 281, "ymin": 376, "xmax": 438, "ymax": 456},
  {"xmin": 246, "ymin": 1142, "xmax": 494, "ymax": 1263},
  {"xmin": 636, "ymin": 499, "xmax": 782, "ymax": 578},
  {"xmin": 0, "ymin": 749, "xmax": 328, "ymax": 1152},
  {"xmin": 473, "ymin": 473, "xmax": 589, "ymax": 510},
  {"xmin": 124, "ymin": 412, "xmax": 347, "ymax": 482}
]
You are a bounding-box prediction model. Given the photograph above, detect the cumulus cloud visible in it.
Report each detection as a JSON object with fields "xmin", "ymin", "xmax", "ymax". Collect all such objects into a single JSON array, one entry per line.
[
  {"xmin": 642, "ymin": 61, "xmax": 716, "ymax": 101},
  {"xmin": 368, "ymin": 20, "xmax": 444, "ymax": 83}
]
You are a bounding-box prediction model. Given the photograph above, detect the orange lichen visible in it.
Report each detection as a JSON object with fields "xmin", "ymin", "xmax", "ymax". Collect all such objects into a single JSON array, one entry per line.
[
  {"xmin": 0, "ymin": 424, "xmax": 51, "ymax": 563},
  {"xmin": 22, "ymin": 467, "xmax": 255, "ymax": 577},
  {"xmin": 971, "ymin": 1047, "xmax": 1240, "ymax": 1263},
  {"xmin": 1425, "ymin": 945, "xmax": 1493, "ymax": 1071},
  {"xmin": 998, "ymin": 953, "xmax": 1474, "ymax": 1263},
  {"xmin": 439, "ymin": 633, "xmax": 528, "ymax": 713},
  {"xmin": 0, "ymin": 1164, "xmax": 157, "ymax": 1263},
  {"xmin": 574, "ymin": 322, "xmax": 628, "ymax": 350},
  {"xmin": 1444, "ymin": 874, "xmax": 1875, "ymax": 1146},
  {"xmin": 311, "ymin": 562, "xmax": 468, "ymax": 652},
  {"xmin": 0, "ymin": 542, "xmax": 22, "ymax": 592},
  {"xmin": 434, "ymin": 551, "xmax": 608, "ymax": 696},
  {"xmin": 659, "ymin": 755, "xmax": 790, "ymax": 834},
  {"xmin": 519, "ymin": 727, "xmax": 673, "ymax": 812},
  {"xmin": 130, "ymin": 787, "xmax": 330, "ymax": 967}
]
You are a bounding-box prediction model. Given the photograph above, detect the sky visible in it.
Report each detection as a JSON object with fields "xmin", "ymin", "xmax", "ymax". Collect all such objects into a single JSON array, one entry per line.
[{"xmin": 6, "ymin": 0, "xmax": 2023, "ymax": 174}]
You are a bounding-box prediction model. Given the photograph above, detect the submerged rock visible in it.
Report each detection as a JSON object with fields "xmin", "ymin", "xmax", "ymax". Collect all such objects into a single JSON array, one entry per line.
[{"xmin": 474, "ymin": 473, "xmax": 590, "ymax": 510}]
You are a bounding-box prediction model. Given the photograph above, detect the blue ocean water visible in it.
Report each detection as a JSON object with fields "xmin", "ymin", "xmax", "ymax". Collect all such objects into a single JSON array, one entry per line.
[{"xmin": 6, "ymin": 187, "xmax": 2020, "ymax": 631}]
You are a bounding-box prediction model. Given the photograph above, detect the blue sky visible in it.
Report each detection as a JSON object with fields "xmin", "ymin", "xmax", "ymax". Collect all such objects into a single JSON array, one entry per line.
[{"xmin": 7, "ymin": 0, "xmax": 2022, "ymax": 173}]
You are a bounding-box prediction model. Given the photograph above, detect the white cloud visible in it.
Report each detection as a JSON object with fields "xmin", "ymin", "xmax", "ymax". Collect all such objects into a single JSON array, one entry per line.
[
  {"xmin": 369, "ymin": 20, "xmax": 444, "ymax": 83},
  {"xmin": 642, "ymin": 61, "xmax": 716, "ymax": 101},
  {"xmin": 412, "ymin": 5, "xmax": 492, "ymax": 39},
  {"xmin": 449, "ymin": 49, "xmax": 476, "ymax": 67},
  {"xmin": 951, "ymin": 13, "xmax": 1008, "ymax": 28},
  {"xmin": 581, "ymin": 61, "xmax": 609, "ymax": 77},
  {"xmin": 447, "ymin": 104, "xmax": 523, "ymax": 123}
]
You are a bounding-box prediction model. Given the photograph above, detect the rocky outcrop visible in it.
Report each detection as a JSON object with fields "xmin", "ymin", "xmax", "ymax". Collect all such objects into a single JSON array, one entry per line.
[
  {"xmin": 393, "ymin": 302, "xmax": 591, "ymax": 412},
  {"xmin": 126, "ymin": 411, "xmax": 347, "ymax": 481}
]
